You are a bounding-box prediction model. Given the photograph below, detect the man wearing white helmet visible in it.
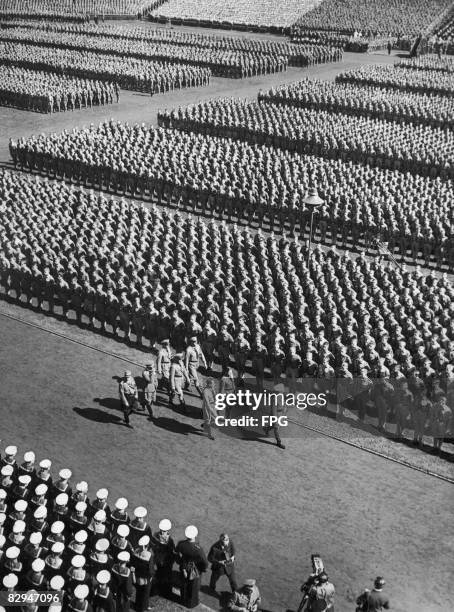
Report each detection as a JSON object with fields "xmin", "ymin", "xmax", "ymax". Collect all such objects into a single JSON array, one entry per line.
[
  {"xmin": 151, "ymin": 519, "xmax": 175, "ymax": 598},
  {"xmin": 176, "ymin": 525, "xmax": 208, "ymax": 608},
  {"xmin": 1, "ymin": 466, "xmax": 14, "ymax": 494},
  {"xmin": 2, "ymin": 572, "xmax": 18, "ymax": 597},
  {"xmin": 52, "ymin": 493, "xmax": 69, "ymax": 527},
  {"xmin": 93, "ymin": 569, "xmax": 115, "ymax": 612},
  {"xmin": 129, "ymin": 507, "xmax": 151, "ymax": 550},
  {"xmin": 18, "ymin": 452, "xmax": 36, "ymax": 480},
  {"xmin": 132, "ymin": 535, "xmax": 155, "ymax": 612},
  {"xmin": 87, "ymin": 489, "xmax": 110, "ymax": 522},
  {"xmin": 68, "ymin": 583, "xmax": 92, "ymax": 612},
  {"xmin": 110, "ymin": 498, "xmax": 130, "ymax": 532},
  {"xmin": 111, "ymin": 550, "xmax": 133, "ymax": 612},
  {"xmin": 1, "ymin": 546, "xmax": 22, "ymax": 579},
  {"xmin": 68, "ymin": 502, "xmax": 88, "ymax": 535},
  {"xmin": 29, "ymin": 506, "xmax": 48, "ymax": 536},
  {"xmin": 89, "ymin": 538, "xmax": 111, "ymax": 578},
  {"xmin": 44, "ymin": 541, "xmax": 65, "ymax": 580},
  {"xmin": 50, "ymin": 469, "xmax": 72, "ymax": 503},
  {"xmin": 67, "ymin": 555, "xmax": 87, "ymax": 596},
  {"xmin": 11, "ymin": 475, "xmax": 32, "ymax": 504},
  {"xmin": 69, "ymin": 482, "xmax": 89, "ymax": 512},
  {"xmin": 49, "ymin": 576, "xmax": 65, "ymax": 612},
  {"xmin": 24, "ymin": 557, "xmax": 45, "ymax": 590},
  {"xmin": 22, "ymin": 532, "xmax": 44, "ymax": 571},
  {"xmin": 34, "ymin": 460, "xmax": 52, "ymax": 489},
  {"xmin": 0, "ymin": 446, "xmax": 18, "ymax": 476}
]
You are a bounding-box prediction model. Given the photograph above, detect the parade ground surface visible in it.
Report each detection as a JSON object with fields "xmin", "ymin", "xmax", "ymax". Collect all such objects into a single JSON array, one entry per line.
[{"xmin": 0, "ymin": 22, "xmax": 453, "ymax": 612}]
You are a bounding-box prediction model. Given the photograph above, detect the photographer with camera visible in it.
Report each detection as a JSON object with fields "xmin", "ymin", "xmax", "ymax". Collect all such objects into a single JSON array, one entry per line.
[
  {"xmin": 356, "ymin": 577, "xmax": 390, "ymax": 611},
  {"xmin": 298, "ymin": 556, "xmax": 335, "ymax": 612}
]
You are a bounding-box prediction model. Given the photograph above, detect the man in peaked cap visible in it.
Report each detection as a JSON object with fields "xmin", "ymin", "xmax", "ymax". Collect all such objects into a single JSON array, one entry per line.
[
  {"xmin": 151, "ymin": 519, "xmax": 175, "ymax": 598},
  {"xmin": 129, "ymin": 507, "xmax": 151, "ymax": 550},
  {"xmin": 119, "ymin": 371, "xmax": 139, "ymax": 428},
  {"xmin": 1, "ymin": 446, "xmax": 18, "ymax": 476},
  {"xmin": 68, "ymin": 583, "xmax": 92, "ymax": 612},
  {"xmin": 18, "ymin": 452, "xmax": 36, "ymax": 479},
  {"xmin": 131, "ymin": 535, "xmax": 155, "ymax": 612},
  {"xmin": 157, "ymin": 339, "xmax": 173, "ymax": 398},
  {"xmin": 176, "ymin": 526, "xmax": 208, "ymax": 609},
  {"xmin": 142, "ymin": 363, "xmax": 159, "ymax": 421},
  {"xmin": 87, "ymin": 489, "xmax": 110, "ymax": 522},
  {"xmin": 110, "ymin": 498, "xmax": 130, "ymax": 532},
  {"xmin": 185, "ymin": 337, "xmax": 207, "ymax": 398}
]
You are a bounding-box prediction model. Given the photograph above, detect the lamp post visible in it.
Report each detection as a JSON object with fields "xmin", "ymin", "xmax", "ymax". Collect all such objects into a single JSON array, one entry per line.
[{"xmin": 303, "ymin": 186, "xmax": 324, "ymax": 264}]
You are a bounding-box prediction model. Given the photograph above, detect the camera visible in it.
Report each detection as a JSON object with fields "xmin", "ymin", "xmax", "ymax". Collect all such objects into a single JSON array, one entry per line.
[{"xmin": 297, "ymin": 555, "xmax": 326, "ymax": 611}]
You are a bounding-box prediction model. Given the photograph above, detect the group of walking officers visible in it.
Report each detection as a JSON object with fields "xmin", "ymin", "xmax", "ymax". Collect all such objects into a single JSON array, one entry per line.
[{"xmin": 0, "ymin": 445, "xmax": 262, "ymax": 611}]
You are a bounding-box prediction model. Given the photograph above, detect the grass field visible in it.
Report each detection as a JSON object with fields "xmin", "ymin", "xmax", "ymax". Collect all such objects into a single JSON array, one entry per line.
[{"xmin": 0, "ymin": 308, "xmax": 452, "ymax": 612}]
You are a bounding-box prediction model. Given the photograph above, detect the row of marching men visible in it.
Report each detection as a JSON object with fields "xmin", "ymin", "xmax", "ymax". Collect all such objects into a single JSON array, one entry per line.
[{"xmin": 0, "ymin": 445, "xmax": 189, "ymax": 611}]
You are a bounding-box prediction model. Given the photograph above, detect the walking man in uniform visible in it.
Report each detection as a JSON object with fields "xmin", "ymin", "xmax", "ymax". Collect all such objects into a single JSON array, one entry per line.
[
  {"xmin": 119, "ymin": 371, "xmax": 139, "ymax": 428},
  {"xmin": 185, "ymin": 337, "xmax": 207, "ymax": 398},
  {"xmin": 142, "ymin": 363, "xmax": 158, "ymax": 421}
]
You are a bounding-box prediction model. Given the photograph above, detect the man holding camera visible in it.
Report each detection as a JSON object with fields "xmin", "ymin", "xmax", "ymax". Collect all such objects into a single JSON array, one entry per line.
[{"xmin": 306, "ymin": 572, "xmax": 335, "ymax": 612}]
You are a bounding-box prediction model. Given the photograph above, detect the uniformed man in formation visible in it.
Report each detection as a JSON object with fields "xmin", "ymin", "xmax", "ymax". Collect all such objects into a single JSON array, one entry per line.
[{"xmin": 0, "ymin": 168, "xmax": 453, "ymax": 450}]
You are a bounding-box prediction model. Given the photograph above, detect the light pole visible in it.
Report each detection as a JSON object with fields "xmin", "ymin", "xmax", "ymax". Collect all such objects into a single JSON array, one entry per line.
[{"xmin": 304, "ymin": 186, "xmax": 324, "ymax": 264}]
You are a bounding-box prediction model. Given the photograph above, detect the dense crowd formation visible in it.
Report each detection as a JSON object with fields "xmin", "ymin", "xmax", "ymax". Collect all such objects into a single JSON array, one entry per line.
[
  {"xmin": 151, "ymin": 0, "xmax": 321, "ymax": 29},
  {"xmin": 0, "ymin": 170, "xmax": 453, "ymax": 397},
  {"xmin": 0, "ymin": 9, "xmax": 84, "ymax": 23},
  {"xmin": 396, "ymin": 55, "xmax": 454, "ymax": 73},
  {"xmin": 0, "ymin": 0, "xmax": 160, "ymax": 17},
  {"xmin": 0, "ymin": 66, "xmax": 117, "ymax": 113},
  {"xmin": 431, "ymin": 6, "xmax": 454, "ymax": 54},
  {"xmin": 258, "ymin": 78, "xmax": 454, "ymax": 129},
  {"xmin": 9, "ymin": 122, "xmax": 454, "ymax": 268},
  {"xmin": 294, "ymin": 0, "xmax": 452, "ymax": 37},
  {"xmin": 336, "ymin": 64, "xmax": 454, "ymax": 97},
  {"xmin": 0, "ymin": 442, "xmax": 245, "ymax": 611},
  {"xmin": 159, "ymin": 98, "xmax": 454, "ymax": 178},
  {"xmin": 0, "ymin": 27, "xmax": 288, "ymax": 78},
  {"xmin": 0, "ymin": 21, "xmax": 343, "ymax": 67},
  {"xmin": 0, "ymin": 42, "xmax": 211, "ymax": 94}
]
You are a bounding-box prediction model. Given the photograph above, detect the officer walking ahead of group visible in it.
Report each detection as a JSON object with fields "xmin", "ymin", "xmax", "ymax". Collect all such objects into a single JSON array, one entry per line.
[
  {"xmin": 119, "ymin": 371, "xmax": 140, "ymax": 428},
  {"xmin": 356, "ymin": 577, "xmax": 390, "ymax": 611}
]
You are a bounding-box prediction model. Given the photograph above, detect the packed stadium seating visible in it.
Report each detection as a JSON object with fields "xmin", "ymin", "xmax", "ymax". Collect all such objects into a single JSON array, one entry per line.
[
  {"xmin": 431, "ymin": 5, "xmax": 454, "ymax": 53},
  {"xmin": 294, "ymin": 0, "xmax": 452, "ymax": 37},
  {"xmin": 151, "ymin": 0, "xmax": 323, "ymax": 30},
  {"xmin": 336, "ymin": 64, "xmax": 454, "ymax": 97},
  {"xmin": 0, "ymin": 66, "xmax": 118, "ymax": 113},
  {"xmin": 0, "ymin": 42, "xmax": 210, "ymax": 93},
  {"xmin": 159, "ymin": 98, "xmax": 454, "ymax": 179},
  {"xmin": 258, "ymin": 79, "xmax": 454, "ymax": 129},
  {"xmin": 0, "ymin": 0, "xmax": 164, "ymax": 18},
  {"xmin": 9, "ymin": 121, "xmax": 454, "ymax": 268}
]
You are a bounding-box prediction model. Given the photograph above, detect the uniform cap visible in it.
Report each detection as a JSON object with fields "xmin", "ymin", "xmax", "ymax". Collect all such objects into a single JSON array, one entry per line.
[
  {"xmin": 59, "ymin": 469, "xmax": 71, "ymax": 480},
  {"xmin": 244, "ymin": 579, "xmax": 256, "ymax": 587},
  {"xmin": 76, "ymin": 481, "xmax": 88, "ymax": 493},
  {"xmin": 18, "ymin": 475, "xmax": 32, "ymax": 486},
  {"xmin": 133, "ymin": 506, "xmax": 147, "ymax": 519},
  {"xmin": 162, "ymin": 339, "xmax": 170, "ymax": 344},
  {"xmin": 34, "ymin": 506, "xmax": 47, "ymax": 519},
  {"xmin": 3, "ymin": 573, "xmax": 18, "ymax": 589},
  {"xmin": 74, "ymin": 584, "xmax": 89, "ymax": 600},
  {"xmin": 31, "ymin": 558, "xmax": 45, "ymax": 572},
  {"xmin": 124, "ymin": 371, "xmax": 132, "ymax": 377},
  {"xmin": 23, "ymin": 452, "xmax": 35, "ymax": 463},
  {"xmin": 39, "ymin": 459, "xmax": 51, "ymax": 469},
  {"xmin": 1, "ymin": 465, "xmax": 13, "ymax": 477},
  {"xmin": 374, "ymin": 577, "xmax": 386, "ymax": 588},
  {"xmin": 5, "ymin": 446, "xmax": 17, "ymax": 456},
  {"xmin": 118, "ymin": 551, "xmax": 130, "ymax": 562},
  {"xmin": 55, "ymin": 493, "xmax": 68, "ymax": 507},
  {"xmin": 159, "ymin": 519, "xmax": 171, "ymax": 531},
  {"xmin": 138, "ymin": 535, "xmax": 150, "ymax": 547},
  {"xmin": 97, "ymin": 570, "xmax": 111, "ymax": 585},
  {"xmin": 51, "ymin": 541, "xmax": 65, "ymax": 554},
  {"xmin": 95, "ymin": 538, "xmax": 109, "ymax": 552},
  {"xmin": 14, "ymin": 500, "xmax": 27, "ymax": 512},
  {"xmin": 12, "ymin": 520, "xmax": 26, "ymax": 533},
  {"xmin": 94, "ymin": 510, "xmax": 106, "ymax": 522},
  {"xmin": 185, "ymin": 525, "xmax": 198, "ymax": 539},
  {"xmin": 74, "ymin": 530, "xmax": 87, "ymax": 544},
  {"xmin": 29, "ymin": 532, "xmax": 42, "ymax": 545},
  {"xmin": 49, "ymin": 575, "xmax": 65, "ymax": 590},
  {"xmin": 71, "ymin": 555, "xmax": 85, "ymax": 568},
  {"xmin": 5, "ymin": 546, "xmax": 20, "ymax": 559},
  {"xmin": 96, "ymin": 488, "xmax": 108, "ymax": 500},
  {"xmin": 50, "ymin": 521, "xmax": 65, "ymax": 534},
  {"xmin": 115, "ymin": 497, "xmax": 128, "ymax": 511},
  {"xmin": 189, "ymin": 337, "xmax": 197, "ymax": 342},
  {"xmin": 75, "ymin": 502, "xmax": 87, "ymax": 513},
  {"xmin": 35, "ymin": 484, "xmax": 48, "ymax": 496},
  {"xmin": 117, "ymin": 524, "xmax": 129, "ymax": 538}
]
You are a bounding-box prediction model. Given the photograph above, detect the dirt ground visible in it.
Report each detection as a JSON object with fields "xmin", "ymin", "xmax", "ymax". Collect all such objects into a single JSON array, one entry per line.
[
  {"xmin": 0, "ymin": 22, "xmax": 451, "ymax": 612},
  {"xmin": 0, "ymin": 310, "xmax": 452, "ymax": 612}
]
